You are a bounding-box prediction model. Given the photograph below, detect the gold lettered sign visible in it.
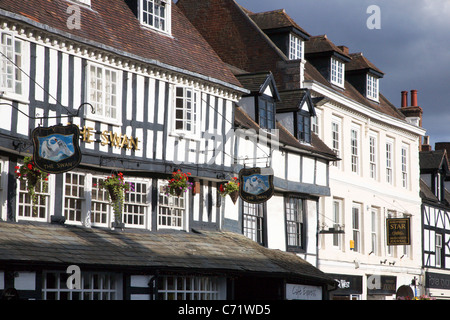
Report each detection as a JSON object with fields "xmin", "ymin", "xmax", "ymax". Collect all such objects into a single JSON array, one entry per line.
[{"xmin": 386, "ymin": 218, "xmax": 411, "ymax": 245}]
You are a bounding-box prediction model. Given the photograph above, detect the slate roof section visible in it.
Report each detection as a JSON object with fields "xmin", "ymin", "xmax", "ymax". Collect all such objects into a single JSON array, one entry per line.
[
  {"xmin": 0, "ymin": 221, "xmax": 336, "ymax": 284},
  {"xmin": 178, "ymin": 0, "xmax": 408, "ymax": 122},
  {"xmin": 0, "ymin": 0, "xmax": 243, "ymax": 90},
  {"xmin": 347, "ymin": 52, "xmax": 384, "ymax": 76},
  {"xmin": 247, "ymin": 8, "xmax": 310, "ymax": 39},
  {"xmin": 420, "ymin": 150, "xmax": 448, "ymax": 172},
  {"xmin": 234, "ymin": 106, "xmax": 338, "ymax": 161}
]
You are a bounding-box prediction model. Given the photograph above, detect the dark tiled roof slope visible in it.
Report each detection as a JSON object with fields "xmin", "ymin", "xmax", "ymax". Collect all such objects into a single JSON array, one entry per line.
[
  {"xmin": 0, "ymin": 221, "xmax": 336, "ymax": 284},
  {"xmin": 234, "ymin": 106, "xmax": 338, "ymax": 160},
  {"xmin": 0, "ymin": 0, "xmax": 242, "ymax": 88},
  {"xmin": 178, "ymin": 0, "xmax": 407, "ymax": 121},
  {"xmin": 247, "ymin": 8, "xmax": 310, "ymax": 38}
]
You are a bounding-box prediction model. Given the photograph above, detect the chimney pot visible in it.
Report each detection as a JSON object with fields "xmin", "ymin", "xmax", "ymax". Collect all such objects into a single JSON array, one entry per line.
[
  {"xmin": 401, "ymin": 91, "xmax": 408, "ymax": 108},
  {"xmin": 411, "ymin": 89, "xmax": 418, "ymax": 106}
]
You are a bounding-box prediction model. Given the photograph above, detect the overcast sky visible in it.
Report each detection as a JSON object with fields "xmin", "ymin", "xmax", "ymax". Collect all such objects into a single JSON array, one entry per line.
[{"xmin": 232, "ymin": 0, "xmax": 450, "ymax": 147}]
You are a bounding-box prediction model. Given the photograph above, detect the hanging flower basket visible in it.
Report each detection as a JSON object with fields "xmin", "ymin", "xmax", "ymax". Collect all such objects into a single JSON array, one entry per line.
[
  {"xmin": 15, "ymin": 156, "xmax": 50, "ymax": 215},
  {"xmin": 164, "ymin": 170, "xmax": 193, "ymax": 197},
  {"xmin": 97, "ymin": 172, "xmax": 134, "ymax": 227},
  {"xmin": 219, "ymin": 177, "xmax": 240, "ymax": 204}
]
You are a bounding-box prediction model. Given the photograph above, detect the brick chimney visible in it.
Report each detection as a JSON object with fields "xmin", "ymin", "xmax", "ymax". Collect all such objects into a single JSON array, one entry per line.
[
  {"xmin": 411, "ymin": 89, "xmax": 418, "ymax": 107},
  {"xmin": 400, "ymin": 89, "xmax": 423, "ymax": 127},
  {"xmin": 421, "ymin": 136, "xmax": 432, "ymax": 151},
  {"xmin": 401, "ymin": 91, "xmax": 408, "ymax": 108}
]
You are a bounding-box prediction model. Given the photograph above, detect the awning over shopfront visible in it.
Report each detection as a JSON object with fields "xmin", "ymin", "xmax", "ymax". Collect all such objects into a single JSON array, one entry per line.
[{"xmin": 0, "ymin": 221, "xmax": 335, "ymax": 287}]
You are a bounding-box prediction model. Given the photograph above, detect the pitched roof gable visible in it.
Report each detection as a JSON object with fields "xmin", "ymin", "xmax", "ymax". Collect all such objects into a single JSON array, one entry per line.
[
  {"xmin": 248, "ymin": 9, "xmax": 310, "ymax": 39},
  {"xmin": 0, "ymin": 0, "xmax": 242, "ymax": 89}
]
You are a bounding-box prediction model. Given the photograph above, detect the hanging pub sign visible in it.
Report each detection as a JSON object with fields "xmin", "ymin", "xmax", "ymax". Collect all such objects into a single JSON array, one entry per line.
[
  {"xmin": 31, "ymin": 124, "xmax": 82, "ymax": 173},
  {"xmin": 386, "ymin": 217, "xmax": 411, "ymax": 245},
  {"xmin": 238, "ymin": 167, "xmax": 274, "ymax": 204}
]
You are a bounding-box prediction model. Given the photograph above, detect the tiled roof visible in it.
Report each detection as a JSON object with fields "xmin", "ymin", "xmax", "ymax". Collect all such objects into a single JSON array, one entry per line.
[
  {"xmin": 247, "ymin": 9, "xmax": 310, "ymax": 38},
  {"xmin": 420, "ymin": 150, "xmax": 448, "ymax": 171},
  {"xmin": 347, "ymin": 52, "xmax": 384, "ymax": 76},
  {"xmin": 0, "ymin": 0, "xmax": 242, "ymax": 89},
  {"xmin": 303, "ymin": 60, "xmax": 405, "ymax": 120},
  {"xmin": 178, "ymin": 0, "xmax": 407, "ymax": 122},
  {"xmin": 0, "ymin": 221, "xmax": 336, "ymax": 284},
  {"xmin": 305, "ymin": 35, "xmax": 351, "ymax": 60},
  {"xmin": 234, "ymin": 106, "xmax": 338, "ymax": 160}
]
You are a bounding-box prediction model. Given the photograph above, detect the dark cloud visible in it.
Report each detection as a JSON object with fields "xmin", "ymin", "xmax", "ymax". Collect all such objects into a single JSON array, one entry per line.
[{"xmin": 236, "ymin": 0, "xmax": 450, "ymax": 146}]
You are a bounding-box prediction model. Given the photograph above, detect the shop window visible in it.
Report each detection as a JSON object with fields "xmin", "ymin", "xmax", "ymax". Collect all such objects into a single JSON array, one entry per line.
[
  {"xmin": 42, "ymin": 271, "xmax": 120, "ymax": 300},
  {"xmin": 157, "ymin": 276, "xmax": 221, "ymax": 300}
]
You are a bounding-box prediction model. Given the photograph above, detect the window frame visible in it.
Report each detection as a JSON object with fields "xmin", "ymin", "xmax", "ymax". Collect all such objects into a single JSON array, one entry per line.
[
  {"xmin": 331, "ymin": 118, "xmax": 341, "ymax": 168},
  {"xmin": 350, "ymin": 126, "xmax": 360, "ymax": 174},
  {"xmin": 401, "ymin": 145, "xmax": 409, "ymax": 189},
  {"xmin": 332, "ymin": 199, "xmax": 343, "ymax": 249},
  {"xmin": 296, "ymin": 110, "xmax": 311, "ymax": 143},
  {"xmin": 242, "ymin": 201, "xmax": 266, "ymax": 246},
  {"xmin": 86, "ymin": 62, "xmax": 121, "ymax": 125},
  {"xmin": 285, "ymin": 196, "xmax": 305, "ymax": 252},
  {"xmin": 42, "ymin": 270, "xmax": 121, "ymax": 300},
  {"xmin": 366, "ymin": 74, "xmax": 379, "ymax": 101},
  {"xmin": 63, "ymin": 172, "xmax": 86, "ymax": 225},
  {"xmin": 16, "ymin": 163, "xmax": 52, "ymax": 222},
  {"xmin": 257, "ymin": 95, "xmax": 276, "ymax": 130},
  {"xmin": 386, "ymin": 139, "xmax": 394, "ymax": 184},
  {"xmin": 330, "ymin": 57, "xmax": 344, "ymax": 87},
  {"xmin": 172, "ymin": 85, "xmax": 200, "ymax": 138},
  {"xmin": 123, "ymin": 178, "xmax": 149, "ymax": 228},
  {"xmin": 157, "ymin": 276, "xmax": 222, "ymax": 300},
  {"xmin": 289, "ymin": 33, "xmax": 304, "ymax": 60},
  {"xmin": 352, "ymin": 203, "xmax": 361, "ymax": 253},
  {"xmin": 369, "ymin": 134, "xmax": 377, "ymax": 180},
  {"xmin": 0, "ymin": 31, "xmax": 23, "ymax": 98},
  {"xmin": 158, "ymin": 181, "xmax": 187, "ymax": 230},
  {"xmin": 139, "ymin": 0, "xmax": 172, "ymax": 34}
]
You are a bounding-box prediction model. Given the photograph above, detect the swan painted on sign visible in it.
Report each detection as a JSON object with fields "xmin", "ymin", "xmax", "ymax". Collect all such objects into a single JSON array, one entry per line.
[
  {"xmin": 39, "ymin": 134, "xmax": 74, "ymax": 162},
  {"xmin": 243, "ymin": 174, "xmax": 270, "ymax": 195}
]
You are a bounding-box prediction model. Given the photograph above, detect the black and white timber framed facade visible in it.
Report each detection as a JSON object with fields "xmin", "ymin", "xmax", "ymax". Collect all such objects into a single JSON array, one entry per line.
[{"xmin": 0, "ymin": 0, "xmax": 337, "ymax": 300}]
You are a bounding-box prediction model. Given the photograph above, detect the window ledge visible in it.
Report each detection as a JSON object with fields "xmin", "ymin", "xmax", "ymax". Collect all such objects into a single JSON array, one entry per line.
[
  {"xmin": 0, "ymin": 92, "xmax": 30, "ymax": 105},
  {"xmin": 169, "ymin": 131, "xmax": 200, "ymax": 142},
  {"xmin": 83, "ymin": 114, "xmax": 122, "ymax": 127}
]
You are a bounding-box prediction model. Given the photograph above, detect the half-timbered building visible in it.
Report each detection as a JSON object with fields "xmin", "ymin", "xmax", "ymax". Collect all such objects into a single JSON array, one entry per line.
[
  {"xmin": 420, "ymin": 142, "xmax": 450, "ymax": 299},
  {"xmin": 0, "ymin": 0, "xmax": 337, "ymax": 300}
]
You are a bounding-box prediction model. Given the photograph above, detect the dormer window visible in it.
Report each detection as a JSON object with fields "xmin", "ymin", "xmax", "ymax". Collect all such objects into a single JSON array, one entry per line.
[
  {"xmin": 296, "ymin": 111, "xmax": 311, "ymax": 143},
  {"xmin": 367, "ymin": 74, "xmax": 379, "ymax": 101},
  {"xmin": 331, "ymin": 57, "xmax": 344, "ymax": 87},
  {"xmin": 289, "ymin": 34, "xmax": 304, "ymax": 60},
  {"xmin": 258, "ymin": 96, "xmax": 276, "ymax": 130},
  {"xmin": 140, "ymin": 0, "xmax": 171, "ymax": 34}
]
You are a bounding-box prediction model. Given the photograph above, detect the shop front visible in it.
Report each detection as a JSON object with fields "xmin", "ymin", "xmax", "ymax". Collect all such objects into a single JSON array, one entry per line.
[
  {"xmin": 425, "ymin": 272, "xmax": 450, "ymax": 300},
  {"xmin": 328, "ymin": 273, "xmax": 362, "ymax": 300}
]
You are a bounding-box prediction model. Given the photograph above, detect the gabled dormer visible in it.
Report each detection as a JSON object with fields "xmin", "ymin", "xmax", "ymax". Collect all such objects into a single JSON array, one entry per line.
[
  {"xmin": 304, "ymin": 35, "xmax": 351, "ymax": 89},
  {"xmin": 346, "ymin": 52, "xmax": 384, "ymax": 102},
  {"xmin": 420, "ymin": 149, "xmax": 450, "ymax": 203},
  {"xmin": 125, "ymin": 0, "xmax": 172, "ymax": 35},
  {"xmin": 276, "ymin": 89, "xmax": 316, "ymax": 144},
  {"xmin": 248, "ymin": 9, "xmax": 310, "ymax": 61},
  {"xmin": 235, "ymin": 72, "xmax": 281, "ymax": 130}
]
